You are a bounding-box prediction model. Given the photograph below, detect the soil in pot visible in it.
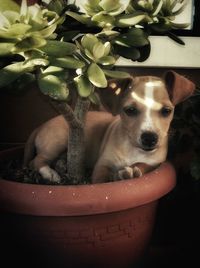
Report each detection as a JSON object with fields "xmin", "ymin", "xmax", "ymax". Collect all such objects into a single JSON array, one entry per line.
[{"xmin": 0, "ymin": 146, "xmax": 91, "ymax": 185}]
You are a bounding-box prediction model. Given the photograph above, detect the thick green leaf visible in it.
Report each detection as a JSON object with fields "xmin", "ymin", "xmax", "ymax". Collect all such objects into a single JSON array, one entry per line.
[
  {"xmin": 66, "ymin": 11, "xmax": 92, "ymax": 25},
  {"xmin": 172, "ymin": 2, "xmax": 187, "ymax": 16},
  {"xmin": 115, "ymin": 28, "xmax": 149, "ymax": 47},
  {"xmin": 132, "ymin": 0, "xmax": 152, "ymax": 11},
  {"xmin": 0, "ymin": 13, "xmax": 10, "ymax": 29},
  {"xmin": 171, "ymin": 22, "xmax": 190, "ymax": 29},
  {"xmin": 39, "ymin": 23, "xmax": 57, "ymax": 38},
  {"xmin": 47, "ymin": 0, "xmax": 65, "ymax": 15},
  {"xmin": 116, "ymin": 14, "xmax": 146, "ymax": 27},
  {"xmin": 40, "ymin": 40, "xmax": 76, "ymax": 56},
  {"xmin": 0, "ymin": 43, "xmax": 15, "ymax": 56},
  {"xmin": 92, "ymin": 42, "xmax": 105, "ymax": 59},
  {"xmin": 0, "ymin": 58, "xmax": 47, "ymax": 87},
  {"xmin": 103, "ymin": 69, "xmax": 130, "ymax": 78},
  {"xmin": 2, "ymin": 11, "xmax": 20, "ymax": 24},
  {"xmin": 0, "ymin": 58, "xmax": 48, "ymax": 88},
  {"xmin": 87, "ymin": 0, "xmax": 100, "ymax": 6},
  {"xmin": 13, "ymin": 35, "xmax": 47, "ymax": 52},
  {"xmin": 150, "ymin": 21, "xmax": 172, "ymax": 33},
  {"xmin": 0, "ymin": 0, "xmax": 20, "ymax": 12},
  {"xmin": 96, "ymin": 30, "xmax": 119, "ymax": 38},
  {"xmin": 84, "ymin": 48, "xmax": 95, "ymax": 61},
  {"xmin": 91, "ymin": 12, "xmax": 115, "ymax": 28},
  {"xmin": 0, "ymin": 23, "xmax": 31, "ymax": 39},
  {"xmin": 114, "ymin": 45, "xmax": 140, "ymax": 61},
  {"xmin": 98, "ymin": 56, "xmax": 116, "ymax": 65},
  {"xmin": 74, "ymin": 75, "xmax": 93, "ymax": 97},
  {"xmin": 81, "ymin": 34, "xmax": 99, "ymax": 53},
  {"xmin": 23, "ymin": 58, "xmax": 49, "ymax": 69},
  {"xmin": 99, "ymin": 0, "xmax": 120, "ymax": 12},
  {"xmin": 43, "ymin": 66, "xmax": 69, "ymax": 80},
  {"xmin": 0, "ymin": 62, "xmax": 33, "ymax": 88},
  {"xmin": 87, "ymin": 63, "xmax": 107, "ymax": 88},
  {"xmin": 50, "ymin": 57, "xmax": 85, "ymax": 69},
  {"xmin": 103, "ymin": 41, "xmax": 111, "ymax": 56},
  {"xmin": 38, "ymin": 74, "xmax": 69, "ymax": 101},
  {"xmin": 99, "ymin": 0, "xmax": 130, "ymax": 16},
  {"xmin": 152, "ymin": 0, "xmax": 163, "ymax": 15},
  {"xmin": 84, "ymin": 1, "xmax": 101, "ymax": 16},
  {"xmin": 137, "ymin": 43, "xmax": 151, "ymax": 62},
  {"xmin": 43, "ymin": 66, "xmax": 64, "ymax": 74}
]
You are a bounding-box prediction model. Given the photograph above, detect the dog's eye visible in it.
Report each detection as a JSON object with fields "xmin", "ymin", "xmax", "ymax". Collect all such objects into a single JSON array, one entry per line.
[
  {"xmin": 123, "ymin": 106, "xmax": 139, "ymax": 117},
  {"xmin": 160, "ymin": 107, "xmax": 172, "ymax": 117}
]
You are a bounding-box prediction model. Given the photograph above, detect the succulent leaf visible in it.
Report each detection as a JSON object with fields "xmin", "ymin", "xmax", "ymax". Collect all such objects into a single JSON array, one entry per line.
[
  {"xmin": 87, "ymin": 63, "xmax": 107, "ymax": 87},
  {"xmin": 50, "ymin": 57, "xmax": 85, "ymax": 69},
  {"xmin": 116, "ymin": 14, "xmax": 146, "ymax": 27},
  {"xmin": 0, "ymin": 0, "xmax": 20, "ymax": 12},
  {"xmin": 81, "ymin": 34, "xmax": 99, "ymax": 53},
  {"xmin": 66, "ymin": 11, "xmax": 92, "ymax": 25},
  {"xmin": 13, "ymin": 35, "xmax": 47, "ymax": 52},
  {"xmin": 75, "ymin": 75, "xmax": 93, "ymax": 97},
  {"xmin": 103, "ymin": 69, "xmax": 130, "ymax": 78},
  {"xmin": 115, "ymin": 28, "xmax": 149, "ymax": 47},
  {"xmin": 38, "ymin": 74, "xmax": 69, "ymax": 101},
  {"xmin": 0, "ymin": 23, "xmax": 31, "ymax": 39},
  {"xmin": 93, "ymin": 42, "xmax": 105, "ymax": 59},
  {"xmin": 91, "ymin": 12, "xmax": 115, "ymax": 28},
  {"xmin": 99, "ymin": 0, "xmax": 121, "ymax": 12},
  {"xmin": 98, "ymin": 56, "xmax": 116, "ymax": 65},
  {"xmin": 114, "ymin": 45, "xmax": 141, "ymax": 61},
  {"xmin": 40, "ymin": 40, "xmax": 76, "ymax": 56},
  {"xmin": 0, "ymin": 43, "xmax": 15, "ymax": 56},
  {"xmin": 0, "ymin": 61, "xmax": 43, "ymax": 88}
]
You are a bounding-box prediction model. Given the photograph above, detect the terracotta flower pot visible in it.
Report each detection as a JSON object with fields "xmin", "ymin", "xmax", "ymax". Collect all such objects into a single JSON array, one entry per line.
[{"xmin": 0, "ymin": 147, "xmax": 176, "ymax": 268}]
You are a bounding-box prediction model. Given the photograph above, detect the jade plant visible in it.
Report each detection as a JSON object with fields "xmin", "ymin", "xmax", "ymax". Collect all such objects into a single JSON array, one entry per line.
[{"xmin": 0, "ymin": 0, "xmax": 189, "ymax": 184}]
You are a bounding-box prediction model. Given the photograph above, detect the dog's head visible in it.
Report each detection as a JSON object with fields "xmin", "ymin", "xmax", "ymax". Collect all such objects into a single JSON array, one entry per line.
[{"xmin": 99, "ymin": 71, "xmax": 195, "ymax": 152}]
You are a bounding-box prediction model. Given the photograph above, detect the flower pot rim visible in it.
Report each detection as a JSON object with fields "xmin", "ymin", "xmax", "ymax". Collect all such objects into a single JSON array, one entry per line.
[{"xmin": 0, "ymin": 146, "xmax": 176, "ymax": 216}]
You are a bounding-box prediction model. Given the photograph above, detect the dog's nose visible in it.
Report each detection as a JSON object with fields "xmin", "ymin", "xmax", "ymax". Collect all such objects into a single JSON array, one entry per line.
[{"xmin": 141, "ymin": 131, "xmax": 158, "ymax": 151}]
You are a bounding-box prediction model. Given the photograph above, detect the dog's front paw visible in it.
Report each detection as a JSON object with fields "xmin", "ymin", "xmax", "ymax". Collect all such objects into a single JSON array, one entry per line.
[
  {"xmin": 118, "ymin": 166, "xmax": 143, "ymax": 180},
  {"xmin": 132, "ymin": 166, "xmax": 143, "ymax": 178},
  {"xmin": 118, "ymin": 166, "xmax": 133, "ymax": 180},
  {"xmin": 39, "ymin": 166, "xmax": 61, "ymax": 183}
]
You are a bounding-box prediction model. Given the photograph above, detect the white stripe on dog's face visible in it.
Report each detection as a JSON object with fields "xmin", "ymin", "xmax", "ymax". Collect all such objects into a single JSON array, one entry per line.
[{"xmin": 140, "ymin": 80, "xmax": 163, "ymax": 132}]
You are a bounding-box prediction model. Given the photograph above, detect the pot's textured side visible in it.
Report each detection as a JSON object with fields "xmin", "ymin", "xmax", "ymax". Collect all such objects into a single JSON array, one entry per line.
[
  {"xmin": 0, "ymin": 147, "xmax": 176, "ymax": 268},
  {"xmin": 1, "ymin": 202, "xmax": 157, "ymax": 267}
]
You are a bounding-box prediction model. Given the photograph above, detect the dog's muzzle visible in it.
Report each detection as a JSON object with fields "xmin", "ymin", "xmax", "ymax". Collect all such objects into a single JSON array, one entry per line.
[{"xmin": 140, "ymin": 131, "xmax": 158, "ymax": 151}]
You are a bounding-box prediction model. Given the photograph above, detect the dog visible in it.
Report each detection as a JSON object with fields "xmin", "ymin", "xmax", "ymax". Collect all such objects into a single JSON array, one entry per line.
[{"xmin": 23, "ymin": 71, "xmax": 195, "ymax": 183}]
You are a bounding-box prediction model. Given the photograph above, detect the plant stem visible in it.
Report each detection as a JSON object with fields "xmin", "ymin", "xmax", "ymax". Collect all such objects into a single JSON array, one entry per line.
[
  {"xmin": 51, "ymin": 97, "xmax": 90, "ymax": 183},
  {"xmin": 67, "ymin": 96, "xmax": 90, "ymax": 183}
]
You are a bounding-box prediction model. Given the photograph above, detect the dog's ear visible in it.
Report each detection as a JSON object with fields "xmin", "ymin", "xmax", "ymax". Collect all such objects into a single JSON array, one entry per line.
[
  {"xmin": 164, "ymin": 71, "xmax": 195, "ymax": 105},
  {"xmin": 98, "ymin": 77, "xmax": 133, "ymax": 115}
]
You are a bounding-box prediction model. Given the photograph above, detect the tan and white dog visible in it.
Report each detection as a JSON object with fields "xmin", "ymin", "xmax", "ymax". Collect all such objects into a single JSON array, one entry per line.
[{"xmin": 23, "ymin": 71, "xmax": 195, "ymax": 183}]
